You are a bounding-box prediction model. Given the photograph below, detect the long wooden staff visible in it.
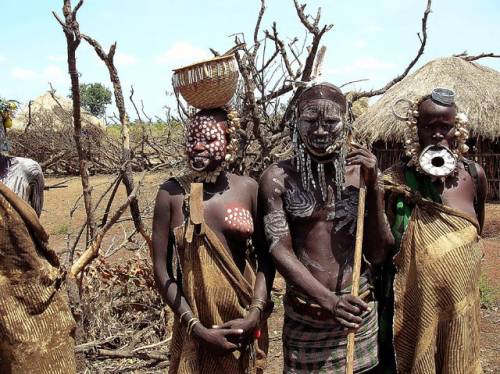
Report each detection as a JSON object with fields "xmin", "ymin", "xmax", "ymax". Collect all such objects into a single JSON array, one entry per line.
[{"xmin": 345, "ymin": 165, "xmax": 367, "ymax": 374}]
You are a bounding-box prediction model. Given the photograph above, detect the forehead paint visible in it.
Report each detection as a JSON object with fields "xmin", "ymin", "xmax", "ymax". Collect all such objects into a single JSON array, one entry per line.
[
  {"xmin": 297, "ymin": 83, "xmax": 347, "ymax": 113},
  {"xmin": 299, "ymin": 100, "xmax": 343, "ymax": 120}
]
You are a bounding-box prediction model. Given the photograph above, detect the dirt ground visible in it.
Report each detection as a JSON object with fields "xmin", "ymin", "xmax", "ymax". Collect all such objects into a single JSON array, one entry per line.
[{"xmin": 41, "ymin": 175, "xmax": 499, "ymax": 373}]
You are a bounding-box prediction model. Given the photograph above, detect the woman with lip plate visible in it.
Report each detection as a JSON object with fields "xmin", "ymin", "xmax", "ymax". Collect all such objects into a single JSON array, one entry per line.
[
  {"xmin": 378, "ymin": 88, "xmax": 487, "ymax": 373},
  {"xmin": 151, "ymin": 106, "xmax": 272, "ymax": 374}
]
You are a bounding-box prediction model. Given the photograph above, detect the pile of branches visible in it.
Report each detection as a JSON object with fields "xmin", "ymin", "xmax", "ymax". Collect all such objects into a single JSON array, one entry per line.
[
  {"xmin": 9, "ymin": 116, "xmax": 185, "ymax": 175},
  {"xmin": 78, "ymin": 256, "xmax": 170, "ymax": 372},
  {"xmin": 9, "ymin": 118, "xmax": 117, "ymax": 175}
]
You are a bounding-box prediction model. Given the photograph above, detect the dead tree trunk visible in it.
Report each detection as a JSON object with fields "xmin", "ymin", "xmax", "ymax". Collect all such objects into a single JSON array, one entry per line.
[
  {"xmin": 53, "ymin": 0, "xmax": 97, "ymax": 242},
  {"xmin": 81, "ymin": 35, "xmax": 153, "ymax": 252}
]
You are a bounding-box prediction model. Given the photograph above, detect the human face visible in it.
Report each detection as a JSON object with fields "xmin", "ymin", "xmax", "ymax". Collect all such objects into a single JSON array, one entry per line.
[
  {"xmin": 417, "ymin": 99, "xmax": 457, "ymax": 150},
  {"xmin": 297, "ymin": 99, "xmax": 345, "ymax": 157},
  {"xmin": 185, "ymin": 115, "xmax": 227, "ymax": 172}
]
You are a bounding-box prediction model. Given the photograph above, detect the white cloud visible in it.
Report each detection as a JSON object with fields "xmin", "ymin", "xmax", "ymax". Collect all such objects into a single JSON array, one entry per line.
[
  {"xmin": 9, "ymin": 65, "xmax": 68, "ymax": 85},
  {"xmin": 10, "ymin": 67, "xmax": 37, "ymax": 80},
  {"xmin": 328, "ymin": 57, "xmax": 395, "ymax": 75},
  {"xmin": 42, "ymin": 65, "xmax": 67, "ymax": 85},
  {"xmin": 353, "ymin": 39, "xmax": 367, "ymax": 49},
  {"xmin": 155, "ymin": 41, "xmax": 210, "ymax": 66},
  {"xmin": 115, "ymin": 52, "xmax": 138, "ymax": 66},
  {"xmin": 364, "ymin": 24, "xmax": 383, "ymax": 33},
  {"xmin": 354, "ymin": 57, "xmax": 395, "ymax": 70},
  {"xmin": 0, "ymin": 55, "xmax": 6, "ymax": 63},
  {"xmin": 47, "ymin": 55, "xmax": 66, "ymax": 62}
]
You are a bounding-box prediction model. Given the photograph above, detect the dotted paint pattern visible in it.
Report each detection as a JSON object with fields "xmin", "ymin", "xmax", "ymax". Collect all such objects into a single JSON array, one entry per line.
[
  {"xmin": 186, "ymin": 116, "xmax": 227, "ymax": 160},
  {"xmin": 224, "ymin": 207, "xmax": 254, "ymax": 233}
]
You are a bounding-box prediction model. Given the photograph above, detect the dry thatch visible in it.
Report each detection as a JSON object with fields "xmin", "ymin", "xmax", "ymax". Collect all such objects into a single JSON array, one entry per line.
[
  {"xmin": 12, "ymin": 92, "xmax": 105, "ymax": 130},
  {"xmin": 354, "ymin": 57, "xmax": 500, "ymax": 143}
]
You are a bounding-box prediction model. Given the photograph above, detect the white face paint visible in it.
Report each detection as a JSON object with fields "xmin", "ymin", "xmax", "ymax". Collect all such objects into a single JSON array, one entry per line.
[
  {"xmin": 297, "ymin": 99, "xmax": 345, "ymax": 157},
  {"xmin": 186, "ymin": 115, "xmax": 228, "ymax": 171}
]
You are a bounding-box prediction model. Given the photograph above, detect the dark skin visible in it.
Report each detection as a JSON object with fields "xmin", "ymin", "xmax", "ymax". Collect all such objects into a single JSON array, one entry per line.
[
  {"xmin": 416, "ymin": 99, "xmax": 486, "ymax": 231},
  {"xmin": 260, "ymin": 98, "xmax": 394, "ymax": 329},
  {"xmin": 152, "ymin": 112, "xmax": 274, "ymax": 355}
]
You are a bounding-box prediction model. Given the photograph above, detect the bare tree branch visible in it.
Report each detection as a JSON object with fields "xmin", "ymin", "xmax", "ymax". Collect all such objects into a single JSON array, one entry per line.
[
  {"xmin": 129, "ymin": 85, "xmax": 144, "ymax": 123},
  {"xmin": 70, "ymin": 171, "xmax": 146, "ymax": 277},
  {"xmin": 254, "ymin": 0, "xmax": 266, "ymax": 46},
  {"xmin": 265, "ymin": 23, "xmax": 296, "ymax": 78},
  {"xmin": 257, "ymin": 84, "xmax": 293, "ymax": 104},
  {"xmin": 53, "ymin": 0, "xmax": 97, "ymax": 242},
  {"xmin": 454, "ymin": 51, "xmax": 500, "ymax": 61},
  {"xmin": 293, "ymin": 0, "xmax": 317, "ymax": 34},
  {"xmin": 209, "ymin": 48, "xmax": 220, "ymax": 57},
  {"xmin": 350, "ymin": 0, "xmax": 432, "ymax": 101},
  {"xmin": 234, "ymin": 50, "xmax": 269, "ymax": 152},
  {"xmin": 221, "ymin": 42, "xmax": 246, "ymax": 56},
  {"xmin": 277, "ymin": 1, "xmax": 333, "ymax": 129},
  {"xmin": 82, "ymin": 33, "xmax": 153, "ymax": 252},
  {"xmin": 339, "ymin": 78, "xmax": 370, "ymax": 89}
]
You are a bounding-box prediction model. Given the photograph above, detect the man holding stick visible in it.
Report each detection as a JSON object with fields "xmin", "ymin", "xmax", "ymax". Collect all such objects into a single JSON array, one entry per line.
[{"xmin": 259, "ymin": 83, "xmax": 394, "ymax": 373}]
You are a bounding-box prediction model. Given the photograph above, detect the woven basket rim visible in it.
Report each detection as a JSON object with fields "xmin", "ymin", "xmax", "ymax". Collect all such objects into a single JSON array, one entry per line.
[{"xmin": 172, "ymin": 54, "xmax": 236, "ymax": 73}]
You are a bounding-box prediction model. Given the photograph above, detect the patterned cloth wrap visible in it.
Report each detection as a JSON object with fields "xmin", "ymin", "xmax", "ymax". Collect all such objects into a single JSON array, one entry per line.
[
  {"xmin": 0, "ymin": 182, "xmax": 76, "ymax": 373},
  {"xmin": 381, "ymin": 165, "xmax": 483, "ymax": 374},
  {"xmin": 283, "ymin": 276, "xmax": 378, "ymax": 373}
]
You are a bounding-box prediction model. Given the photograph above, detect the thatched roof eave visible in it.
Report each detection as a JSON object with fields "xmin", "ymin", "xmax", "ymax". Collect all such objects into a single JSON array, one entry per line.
[{"xmin": 353, "ymin": 57, "xmax": 500, "ymax": 143}]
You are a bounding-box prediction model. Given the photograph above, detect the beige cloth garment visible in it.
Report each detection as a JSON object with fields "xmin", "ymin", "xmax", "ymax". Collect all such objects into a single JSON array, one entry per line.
[
  {"xmin": 168, "ymin": 182, "xmax": 267, "ymax": 374},
  {"xmin": 0, "ymin": 181, "xmax": 76, "ymax": 374},
  {"xmin": 383, "ymin": 167, "xmax": 482, "ymax": 374}
]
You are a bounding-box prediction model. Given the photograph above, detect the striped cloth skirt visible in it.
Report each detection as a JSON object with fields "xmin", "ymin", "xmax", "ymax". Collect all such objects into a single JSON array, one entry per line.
[{"xmin": 282, "ymin": 280, "xmax": 378, "ymax": 373}]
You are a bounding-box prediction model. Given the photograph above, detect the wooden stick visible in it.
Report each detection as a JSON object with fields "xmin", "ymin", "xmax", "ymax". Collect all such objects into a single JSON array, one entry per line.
[{"xmin": 345, "ymin": 173, "xmax": 367, "ymax": 374}]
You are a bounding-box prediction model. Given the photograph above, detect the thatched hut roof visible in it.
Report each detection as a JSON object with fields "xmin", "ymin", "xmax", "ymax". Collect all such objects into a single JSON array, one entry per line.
[
  {"xmin": 12, "ymin": 92, "xmax": 105, "ymax": 130},
  {"xmin": 354, "ymin": 57, "xmax": 500, "ymax": 143}
]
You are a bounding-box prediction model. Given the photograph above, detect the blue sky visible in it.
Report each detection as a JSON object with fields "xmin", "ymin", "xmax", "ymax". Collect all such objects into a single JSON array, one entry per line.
[{"xmin": 1, "ymin": 0, "xmax": 499, "ymax": 120}]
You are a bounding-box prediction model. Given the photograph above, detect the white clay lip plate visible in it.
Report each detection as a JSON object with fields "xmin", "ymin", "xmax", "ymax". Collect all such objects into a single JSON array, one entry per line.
[{"xmin": 418, "ymin": 145, "xmax": 457, "ymax": 177}]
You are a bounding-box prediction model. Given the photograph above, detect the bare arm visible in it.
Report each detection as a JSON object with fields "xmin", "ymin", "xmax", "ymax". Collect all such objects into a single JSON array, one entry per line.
[
  {"xmin": 251, "ymin": 176, "xmax": 276, "ymax": 316},
  {"xmin": 475, "ymin": 162, "xmax": 487, "ymax": 234},
  {"xmin": 346, "ymin": 145, "xmax": 394, "ymax": 265},
  {"xmin": 364, "ymin": 182, "xmax": 395, "ymax": 264},
  {"xmin": 151, "ymin": 189, "xmax": 193, "ymax": 321}
]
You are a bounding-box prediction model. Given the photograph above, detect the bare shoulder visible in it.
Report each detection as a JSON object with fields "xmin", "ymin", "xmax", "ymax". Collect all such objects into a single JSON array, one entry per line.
[
  {"xmin": 228, "ymin": 173, "xmax": 258, "ymax": 192},
  {"xmin": 474, "ymin": 162, "xmax": 487, "ymax": 181},
  {"xmin": 157, "ymin": 178, "xmax": 184, "ymax": 198},
  {"xmin": 473, "ymin": 162, "xmax": 487, "ymax": 200},
  {"xmin": 260, "ymin": 160, "xmax": 293, "ymax": 185}
]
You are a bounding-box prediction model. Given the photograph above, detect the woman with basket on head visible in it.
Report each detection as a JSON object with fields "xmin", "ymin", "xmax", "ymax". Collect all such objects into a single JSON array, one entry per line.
[{"xmin": 152, "ymin": 55, "xmax": 273, "ymax": 374}]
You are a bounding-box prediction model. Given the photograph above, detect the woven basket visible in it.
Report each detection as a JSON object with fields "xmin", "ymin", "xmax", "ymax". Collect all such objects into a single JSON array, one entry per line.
[{"xmin": 172, "ymin": 54, "xmax": 239, "ymax": 110}]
